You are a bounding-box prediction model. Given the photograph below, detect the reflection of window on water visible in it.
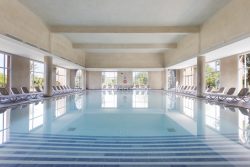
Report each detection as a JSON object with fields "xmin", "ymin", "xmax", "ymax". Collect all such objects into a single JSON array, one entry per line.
[
  {"xmin": 75, "ymin": 95, "xmax": 83, "ymax": 110},
  {"xmin": 166, "ymin": 95, "xmax": 176, "ymax": 111},
  {"xmin": 102, "ymin": 91, "xmax": 117, "ymax": 108},
  {"xmin": 238, "ymin": 111, "xmax": 250, "ymax": 145},
  {"xmin": 132, "ymin": 91, "xmax": 148, "ymax": 108},
  {"xmin": 183, "ymin": 98, "xmax": 194, "ymax": 118},
  {"xmin": 0, "ymin": 109, "xmax": 10, "ymax": 144},
  {"xmin": 55, "ymin": 98, "xmax": 66, "ymax": 117},
  {"xmin": 205, "ymin": 104, "xmax": 220, "ymax": 131},
  {"xmin": 29, "ymin": 103, "xmax": 43, "ymax": 131}
]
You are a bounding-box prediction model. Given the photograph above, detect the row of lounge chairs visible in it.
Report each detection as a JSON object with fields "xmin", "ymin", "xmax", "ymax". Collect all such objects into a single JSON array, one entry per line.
[
  {"xmin": 52, "ymin": 85, "xmax": 79, "ymax": 94},
  {"xmin": 0, "ymin": 85, "xmax": 80, "ymax": 103},
  {"xmin": 103, "ymin": 85, "xmax": 150, "ymax": 90},
  {"xmin": 205, "ymin": 87, "xmax": 249, "ymax": 102},
  {"xmin": 169, "ymin": 85, "xmax": 250, "ymax": 103},
  {"xmin": 175, "ymin": 85, "xmax": 197, "ymax": 95}
]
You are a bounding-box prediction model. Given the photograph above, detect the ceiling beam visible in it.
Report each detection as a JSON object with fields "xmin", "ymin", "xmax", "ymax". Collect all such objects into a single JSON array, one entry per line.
[
  {"xmin": 50, "ymin": 26, "xmax": 200, "ymax": 33},
  {"xmin": 73, "ymin": 43, "xmax": 177, "ymax": 49}
]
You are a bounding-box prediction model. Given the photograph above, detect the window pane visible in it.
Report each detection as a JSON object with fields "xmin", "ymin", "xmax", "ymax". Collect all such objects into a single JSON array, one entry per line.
[
  {"xmin": 133, "ymin": 72, "xmax": 148, "ymax": 86},
  {"xmin": 0, "ymin": 68, "xmax": 6, "ymax": 87},
  {"xmin": 33, "ymin": 73, "xmax": 44, "ymax": 87},
  {"xmin": 4, "ymin": 55, "xmax": 8, "ymax": 68},
  {"xmin": 34, "ymin": 61, "xmax": 44, "ymax": 73},
  {"xmin": 56, "ymin": 67, "xmax": 67, "ymax": 86},
  {"xmin": 0, "ymin": 53, "xmax": 4, "ymax": 68},
  {"xmin": 102, "ymin": 72, "xmax": 117, "ymax": 89},
  {"xmin": 30, "ymin": 60, "xmax": 44, "ymax": 91},
  {"xmin": 246, "ymin": 54, "xmax": 250, "ymax": 68},
  {"xmin": 206, "ymin": 60, "xmax": 220, "ymax": 88}
]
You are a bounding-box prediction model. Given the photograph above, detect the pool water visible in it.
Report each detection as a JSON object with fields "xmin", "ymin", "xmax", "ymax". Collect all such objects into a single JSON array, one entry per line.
[{"xmin": 0, "ymin": 90, "xmax": 250, "ymax": 166}]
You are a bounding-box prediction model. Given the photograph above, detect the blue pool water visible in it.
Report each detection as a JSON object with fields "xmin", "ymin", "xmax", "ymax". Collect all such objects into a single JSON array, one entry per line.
[{"xmin": 0, "ymin": 90, "xmax": 250, "ymax": 166}]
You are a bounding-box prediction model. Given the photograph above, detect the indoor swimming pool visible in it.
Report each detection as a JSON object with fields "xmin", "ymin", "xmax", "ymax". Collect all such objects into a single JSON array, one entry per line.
[{"xmin": 0, "ymin": 90, "xmax": 250, "ymax": 166}]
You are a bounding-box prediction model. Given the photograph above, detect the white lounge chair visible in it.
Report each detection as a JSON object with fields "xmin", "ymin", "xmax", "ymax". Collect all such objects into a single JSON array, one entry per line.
[
  {"xmin": 218, "ymin": 87, "xmax": 236, "ymax": 101},
  {"xmin": 21, "ymin": 87, "xmax": 43, "ymax": 98},
  {"xmin": 225, "ymin": 88, "xmax": 249, "ymax": 102},
  {"xmin": 206, "ymin": 87, "xmax": 225, "ymax": 100},
  {"xmin": 0, "ymin": 87, "xmax": 19, "ymax": 103},
  {"xmin": 11, "ymin": 87, "xmax": 30, "ymax": 100}
]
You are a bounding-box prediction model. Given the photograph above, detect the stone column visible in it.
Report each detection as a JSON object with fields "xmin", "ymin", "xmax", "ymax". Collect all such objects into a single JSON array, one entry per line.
[
  {"xmin": 196, "ymin": 56, "xmax": 206, "ymax": 97},
  {"xmin": 44, "ymin": 56, "xmax": 53, "ymax": 97}
]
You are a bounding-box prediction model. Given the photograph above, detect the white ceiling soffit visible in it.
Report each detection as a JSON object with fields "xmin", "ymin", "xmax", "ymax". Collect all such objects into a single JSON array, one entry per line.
[
  {"xmin": 19, "ymin": 0, "xmax": 230, "ymax": 26},
  {"xmin": 63, "ymin": 33, "xmax": 186, "ymax": 44},
  {"xmin": 0, "ymin": 34, "xmax": 84, "ymax": 69},
  {"xmin": 86, "ymin": 68, "xmax": 164, "ymax": 72},
  {"xmin": 204, "ymin": 36, "xmax": 250, "ymax": 62},
  {"xmin": 85, "ymin": 49, "xmax": 167, "ymax": 54},
  {"xmin": 167, "ymin": 58, "xmax": 197, "ymax": 69}
]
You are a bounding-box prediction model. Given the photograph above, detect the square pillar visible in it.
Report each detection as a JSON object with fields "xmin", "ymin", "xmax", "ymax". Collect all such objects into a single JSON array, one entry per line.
[
  {"xmin": 196, "ymin": 56, "xmax": 206, "ymax": 97},
  {"xmin": 44, "ymin": 56, "xmax": 53, "ymax": 97}
]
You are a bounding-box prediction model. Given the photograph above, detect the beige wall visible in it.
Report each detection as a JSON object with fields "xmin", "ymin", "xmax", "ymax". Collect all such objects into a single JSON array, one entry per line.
[
  {"xmin": 0, "ymin": 0, "xmax": 50, "ymax": 51},
  {"xmin": 200, "ymin": 0, "xmax": 250, "ymax": 53},
  {"xmin": 220, "ymin": 55, "xmax": 239, "ymax": 90},
  {"xmin": 164, "ymin": 0, "xmax": 250, "ymax": 68},
  {"xmin": 86, "ymin": 53, "xmax": 164, "ymax": 68},
  {"xmin": 50, "ymin": 34, "xmax": 85, "ymax": 66},
  {"xmin": 0, "ymin": 0, "xmax": 85, "ymax": 67},
  {"xmin": 86, "ymin": 71, "xmax": 102, "ymax": 89},
  {"xmin": 69, "ymin": 69, "xmax": 77, "ymax": 88},
  {"xmin": 11, "ymin": 55, "xmax": 30, "ymax": 89},
  {"xmin": 86, "ymin": 70, "xmax": 163, "ymax": 90},
  {"xmin": 148, "ymin": 71, "xmax": 164, "ymax": 89},
  {"xmin": 164, "ymin": 33, "xmax": 199, "ymax": 67},
  {"xmin": 117, "ymin": 72, "xmax": 133, "ymax": 86}
]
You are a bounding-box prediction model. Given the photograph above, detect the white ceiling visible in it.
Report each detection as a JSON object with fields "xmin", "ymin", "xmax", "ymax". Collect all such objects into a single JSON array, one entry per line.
[
  {"xmin": 19, "ymin": 0, "xmax": 230, "ymax": 26},
  {"xmin": 18, "ymin": 0, "xmax": 231, "ymax": 55}
]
